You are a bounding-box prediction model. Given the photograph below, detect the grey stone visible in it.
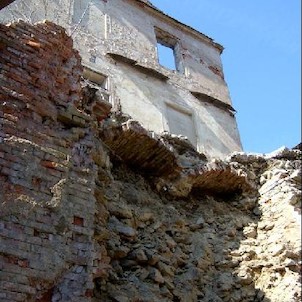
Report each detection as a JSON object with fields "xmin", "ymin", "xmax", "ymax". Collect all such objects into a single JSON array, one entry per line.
[
  {"xmin": 148, "ymin": 267, "xmax": 165, "ymax": 284},
  {"xmin": 109, "ymin": 216, "xmax": 137, "ymax": 238}
]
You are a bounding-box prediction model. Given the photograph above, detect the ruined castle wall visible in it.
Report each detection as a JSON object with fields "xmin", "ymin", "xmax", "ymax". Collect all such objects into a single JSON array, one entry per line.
[
  {"xmin": 100, "ymin": 0, "xmax": 230, "ymax": 101},
  {"xmin": 109, "ymin": 62, "xmax": 241, "ymax": 156},
  {"xmin": 0, "ymin": 21, "xmax": 104, "ymax": 301},
  {"xmin": 0, "ymin": 0, "xmax": 72, "ymax": 28},
  {"xmin": 0, "ymin": 0, "xmax": 242, "ymax": 158},
  {"xmin": 0, "ymin": 21, "xmax": 301, "ymax": 302}
]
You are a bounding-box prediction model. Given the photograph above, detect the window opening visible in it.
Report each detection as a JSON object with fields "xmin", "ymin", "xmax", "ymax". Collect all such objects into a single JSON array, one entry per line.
[
  {"xmin": 155, "ymin": 27, "xmax": 178, "ymax": 71},
  {"xmin": 83, "ymin": 67, "xmax": 108, "ymax": 90},
  {"xmin": 157, "ymin": 43, "xmax": 176, "ymax": 70}
]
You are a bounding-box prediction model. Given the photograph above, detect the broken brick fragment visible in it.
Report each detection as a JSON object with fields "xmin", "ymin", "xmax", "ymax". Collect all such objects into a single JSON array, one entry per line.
[{"xmin": 73, "ymin": 216, "xmax": 84, "ymax": 227}]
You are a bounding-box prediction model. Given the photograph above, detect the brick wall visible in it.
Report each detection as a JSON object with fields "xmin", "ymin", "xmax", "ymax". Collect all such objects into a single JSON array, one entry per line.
[{"xmin": 0, "ymin": 20, "xmax": 108, "ymax": 301}]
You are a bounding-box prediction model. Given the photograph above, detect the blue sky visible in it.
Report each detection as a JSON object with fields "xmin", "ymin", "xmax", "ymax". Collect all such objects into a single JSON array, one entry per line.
[{"xmin": 151, "ymin": 0, "xmax": 301, "ymax": 153}]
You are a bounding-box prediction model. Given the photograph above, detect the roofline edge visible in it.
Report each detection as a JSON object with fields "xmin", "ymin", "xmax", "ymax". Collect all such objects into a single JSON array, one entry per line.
[{"xmin": 134, "ymin": 0, "xmax": 224, "ymax": 54}]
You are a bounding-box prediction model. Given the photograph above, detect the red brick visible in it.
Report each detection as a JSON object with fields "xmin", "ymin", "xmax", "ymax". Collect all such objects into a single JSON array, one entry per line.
[
  {"xmin": 18, "ymin": 259, "xmax": 29, "ymax": 268},
  {"xmin": 73, "ymin": 216, "xmax": 84, "ymax": 227},
  {"xmin": 40, "ymin": 160, "xmax": 57, "ymax": 169},
  {"xmin": 26, "ymin": 40, "xmax": 41, "ymax": 49},
  {"xmin": 85, "ymin": 289, "xmax": 94, "ymax": 297}
]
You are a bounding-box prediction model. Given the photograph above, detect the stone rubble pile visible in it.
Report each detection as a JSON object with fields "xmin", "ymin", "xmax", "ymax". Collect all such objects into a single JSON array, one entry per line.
[
  {"xmin": 0, "ymin": 21, "xmax": 301, "ymax": 302},
  {"xmin": 95, "ymin": 148, "xmax": 301, "ymax": 302}
]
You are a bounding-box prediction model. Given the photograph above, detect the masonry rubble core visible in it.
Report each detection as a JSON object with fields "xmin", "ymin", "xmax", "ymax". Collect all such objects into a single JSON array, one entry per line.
[{"xmin": 0, "ymin": 4, "xmax": 301, "ymax": 302}]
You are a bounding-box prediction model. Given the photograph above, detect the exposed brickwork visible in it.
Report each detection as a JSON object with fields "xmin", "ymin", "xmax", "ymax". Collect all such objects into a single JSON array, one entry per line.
[
  {"xmin": 101, "ymin": 118, "xmax": 254, "ymax": 196},
  {"xmin": 0, "ymin": 21, "xmax": 105, "ymax": 301},
  {"xmin": 0, "ymin": 20, "xmax": 251, "ymax": 300},
  {"xmin": 0, "ymin": 20, "xmax": 300, "ymax": 302},
  {"xmin": 101, "ymin": 119, "xmax": 179, "ymax": 177}
]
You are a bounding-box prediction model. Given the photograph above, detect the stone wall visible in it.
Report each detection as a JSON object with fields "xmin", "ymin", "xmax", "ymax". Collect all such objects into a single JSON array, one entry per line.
[
  {"xmin": 0, "ymin": 21, "xmax": 301, "ymax": 302},
  {"xmin": 97, "ymin": 150, "xmax": 301, "ymax": 302}
]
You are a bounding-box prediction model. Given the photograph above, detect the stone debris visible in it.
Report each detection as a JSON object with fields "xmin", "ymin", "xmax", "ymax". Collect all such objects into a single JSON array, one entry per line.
[{"xmin": 0, "ymin": 21, "xmax": 301, "ymax": 302}]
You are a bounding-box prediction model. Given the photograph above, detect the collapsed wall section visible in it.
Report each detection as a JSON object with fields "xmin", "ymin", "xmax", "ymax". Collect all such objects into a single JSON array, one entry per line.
[
  {"xmin": 0, "ymin": 21, "xmax": 301, "ymax": 302},
  {"xmin": 0, "ymin": 20, "xmax": 252, "ymax": 301}
]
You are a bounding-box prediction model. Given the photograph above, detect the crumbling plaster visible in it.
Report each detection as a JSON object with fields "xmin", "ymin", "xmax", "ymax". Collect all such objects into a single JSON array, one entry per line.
[{"xmin": 0, "ymin": 0, "xmax": 242, "ymax": 158}]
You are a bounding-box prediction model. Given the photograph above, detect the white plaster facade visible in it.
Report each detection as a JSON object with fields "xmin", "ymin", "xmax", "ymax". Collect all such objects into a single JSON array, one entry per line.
[{"xmin": 0, "ymin": 0, "xmax": 243, "ymax": 158}]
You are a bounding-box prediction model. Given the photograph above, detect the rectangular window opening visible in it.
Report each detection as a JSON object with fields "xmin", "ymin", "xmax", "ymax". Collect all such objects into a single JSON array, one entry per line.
[
  {"xmin": 155, "ymin": 27, "xmax": 178, "ymax": 71},
  {"xmin": 157, "ymin": 43, "xmax": 176, "ymax": 70},
  {"xmin": 83, "ymin": 67, "xmax": 108, "ymax": 90}
]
